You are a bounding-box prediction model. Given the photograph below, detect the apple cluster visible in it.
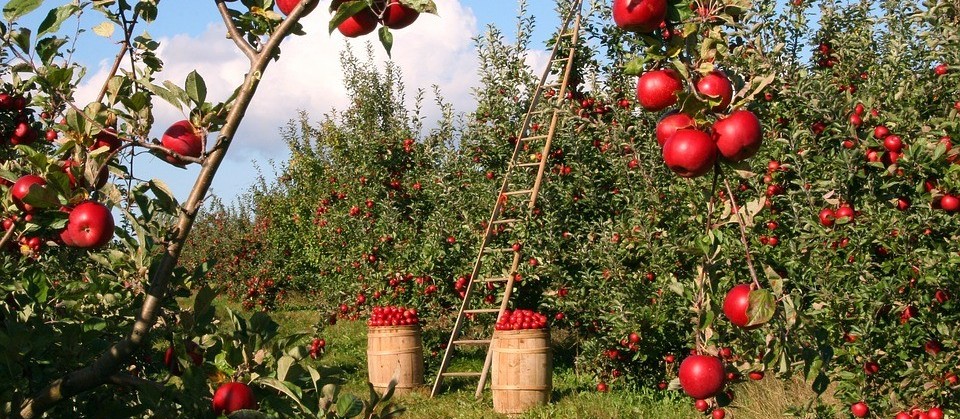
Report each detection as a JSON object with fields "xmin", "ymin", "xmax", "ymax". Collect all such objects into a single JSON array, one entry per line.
[
  {"xmin": 368, "ymin": 305, "xmax": 419, "ymax": 327},
  {"xmin": 495, "ymin": 309, "xmax": 548, "ymax": 331},
  {"xmin": 1, "ymin": 92, "xmax": 38, "ymax": 145},
  {"xmin": 277, "ymin": 0, "xmax": 423, "ymax": 38},
  {"xmin": 308, "ymin": 337, "xmax": 326, "ymax": 359},
  {"xmin": 638, "ymin": 68, "xmax": 764, "ymax": 178}
]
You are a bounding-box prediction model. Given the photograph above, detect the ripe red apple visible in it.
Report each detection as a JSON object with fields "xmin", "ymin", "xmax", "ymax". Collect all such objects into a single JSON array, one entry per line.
[
  {"xmin": 712, "ymin": 110, "xmax": 763, "ymax": 162},
  {"xmin": 11, "ymin": 175, "xmax": 47, "ymax": 213},
  {"xmin": 940, "ymin": 194, "xmax": 959, "ymax": 212},
  {"xmin": 277, "ymin": 0, "xmax": 317, "ymax": 16},
  {"xmin": 748, "ymin": 371, "xmax": 764, "ymax": 380},
  {"xmin": 873, "ymin": 125, "xmax": 890, "ymax": 139},
  {"xmin": 66, "ymin": 201, "xmax": 115, "ymax": 248},
  {"xmin": 934, "ymin": 63, "xmax": 948, "ymax": 76},
  {"xmin": 596, "ymin": 381, "xmax": 609, "ymax": 392},
  {"xmin": 161, "ymin": 120, "xmax": 203, "ymax": 165},
  {"xmin": 694, "ymin": 399, "xmax": 709, "ymax": 412},
  {"xmin": 90, "ymin": 128, "xmax": 122, "ymax": 152},
  {"xmin": 696, "ymin": 70, "xmax": 734, "ymax": 111},
  {"xmin": 636, "ymin": 69, "xmax": 683, "ymax": 112},
  {"xmin": 835, "ymin": 205, "xmax": 855, "ymax": 222},
  {"xmin": 863, "ymin": 361, "xmax": 879, "ymax": 375},
  {"xmin": 212, "ymin": 382, "xmax": 258, "ymax": 415},
  {"xmin": 883, "ymin": 135, "xmax": 903, "ymax": 152},
  {"xmin": 332, "ymin": 1, "xmax": 378, "ymax": 38},
  {"xmin": 927, "ymin": 407, "xmax": 944, "ymax": 419},
  {"xmin": 722, "ymin": 284, "xmax": 756, "ymax": 328},
  {"xmin": 818, "ymin": 208, "xmax": 835, "ymax": 227},
  {"xmin": 850, "ymin": 401, "xmax": 869, "ymax": 418},
  {"xmin": 380, "ymin": 0, "xmax": 419, "ymax": 29},
  {"xmin": 655, "ymin": 112, "xmax": 695, "ymax": 146},
  {"xmin": 712, "ymin": 408, "xmax": 726, "ymax": 419},
  {"xmin": 678, "ymin": 355, "xmax": 725, "ymax": 399},
  {"xmin": 612, "ymin": 0, "xmax": 667, "ymax": 33},
  {"xmin": 662, "ymin": 129, "xmax": 717, "ymax": 178}
]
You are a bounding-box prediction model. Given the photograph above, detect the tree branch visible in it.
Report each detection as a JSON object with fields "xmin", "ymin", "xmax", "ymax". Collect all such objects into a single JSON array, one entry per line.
[
  {"xmin": 107, "ymin": 373, "xmax": 164, "ymax": 393},
  {"xmin": 217, "ymin": 0, "xmax": 257, "ymax": 61}
]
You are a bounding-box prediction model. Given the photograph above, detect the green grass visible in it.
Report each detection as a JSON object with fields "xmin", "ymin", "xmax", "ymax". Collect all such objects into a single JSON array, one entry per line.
[{"xmin": 218, "ymin": 302, "xmax": 835, "ymax": 418}]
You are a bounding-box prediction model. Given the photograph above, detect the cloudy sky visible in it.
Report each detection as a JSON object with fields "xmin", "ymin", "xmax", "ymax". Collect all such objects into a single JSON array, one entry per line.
[{"xmin": 45, "ymin": 0, "xmax": 564, "ymax": 203}]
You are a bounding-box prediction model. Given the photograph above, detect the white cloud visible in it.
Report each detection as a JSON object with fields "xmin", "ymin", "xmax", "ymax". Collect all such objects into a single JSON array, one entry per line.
[{"xmin": 72, "ymin": 0, "xmax": 485, "ymax": 200}]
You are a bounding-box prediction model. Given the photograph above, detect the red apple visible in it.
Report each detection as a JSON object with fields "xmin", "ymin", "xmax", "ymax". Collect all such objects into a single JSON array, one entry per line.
[
  {"xmin": 612, "ymin": 0, "xmax": 667, "ymax": 33},
  {"xmin": 835, "ymin": 205, "xmax": 855, "ymax": 222},
  {"xmin": 161, "ymin": 120, "xmax": 203, "ymax": 165},
  {"xmin": 277, "ymin": 0, "xmax": 317, "ymax": 16},
  {"xmin": 90, "ymin": 128, "xmax": 122, "ymax": 152},
  {"xmin": 655, "ymin": 112, "xmax": 696, "ymax": 146},
  {"xmin": 927, "ymin": 407, "xmax": 944, "ymax": 419},
  {"xmin": 66, "ymin": 201, "xmax": 115, "ymax": 248},
  {"xmin": 696, "ymin": 70, "xmax": 734, "ymax": 111},
  {"xmin": 678, "ymin": 355, "xmax": 725, "ymax": 399},
  {"xmin": 873, "ymin": 125, "xmax": 890, "ymax": 139},
  {"xmin": 380, "ymin": 0, "xmax": 419, "ymax": 29},
  {"xmin": 212, "ymin": 382, "xmax": 257, "ymax": 415},
  {"xmin": 712, "ymin": 110, "xmax": 763, "ymax": 162},
  {"xmin": 596, "ymin": 381, "xmax": 609, "ymax": 392},
  {"xmin": 883, "ymin": 135, "xmax": 903, "ymax": 152},
  {"xmin": 934, "ymin": 63, "xmax": 948, "ymax": 76},
  {"xmin": 333, "ymin": 1, "xmax": 378, "ymax": 38},
  {"xmin": 662, "ymin": 129, "xmax": 717, "ymax": 178},
  {"xmin": 11, "ymin": 175, "xmax": 47, "ymax": 213},
  {"xmin": 636, "ymin": 69, "xmax": 683, "ymax": 112},
  {"xmin": 722, "ymin": 284, "xmax": 756, "ymax": 328},
  {"xmin": 850, "ymin": 401, "xmax": 869, "ymax": 418},
  {"xmin": 818, "ymin": 208, "xmax": 835, "ymax": 227},
  {"xmin": 940, "ymin": 194, "xmax": 959, "ymax": 212}
]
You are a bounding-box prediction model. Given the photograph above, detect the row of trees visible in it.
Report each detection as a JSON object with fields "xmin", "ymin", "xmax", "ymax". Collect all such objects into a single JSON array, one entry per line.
[{"xmin": 186, "ymin": 0, "xmax": 960, "ymax": 416}]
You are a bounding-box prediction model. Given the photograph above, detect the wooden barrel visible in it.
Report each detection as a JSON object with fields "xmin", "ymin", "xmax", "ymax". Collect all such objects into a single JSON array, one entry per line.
[
  {"xmin": 367, "ymin": 325, "xmax": 424, "ymax": 395},
  {"xmin": 491, "ymin": 329, "xmax": 552, "ymax": 415}
]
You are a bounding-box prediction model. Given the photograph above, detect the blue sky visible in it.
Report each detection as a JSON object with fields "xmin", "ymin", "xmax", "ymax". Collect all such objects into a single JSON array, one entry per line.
[{"xmin": 19, "ymin": 0, "xmax": 565, "ymax": 204}]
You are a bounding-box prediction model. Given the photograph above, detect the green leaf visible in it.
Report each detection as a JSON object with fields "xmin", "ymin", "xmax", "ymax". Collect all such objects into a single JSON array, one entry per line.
[
  {"xmin": 811, "ymin": 372, "xmax": 829, "ymax": 394},
  {"xmin": 378, "ymin": 26, "xmax": 393, "ymax": 56},
  {"xmin": 623, "ymin": 57, "xmax": 645, "ymax": 76},
  {"xmin": 3, "ymin": 0, "xmax": 43, "ymax": 21},
  {"xmin": 148, "ymin": 179, "xmax": 178, "ymax": 213},
  {"xmin": 747, "ymin": 289, "xmax": 775, "ymax": 327},
  {"xmin": 92, "ymin": 21, "xmax": 114, "ymax": 37},
  {"xmin": 185, "ymin": 70, "xmax": 207, "ymax": 106},
  {"xmin": 36, "ymin": 36, "xmax": 67, "ymax": 65},
  {"xmin": 12, "ymin": 28, "xmax": 32, "ymax": 54},
  {"xmin": 37, "ymin": 4, "xmax": 79, "ymax": 38},
  {"xmin": 336, "ymin": 393, "xmax": 363, "ymax": 418},
  {"xmin": 277, "ymin": 355, "xmax": 295, "ymax": 381},
  {"xmin": 193, "ymin": 286, "xmax": 217, "ymax": 318},
  {"xmin": 257, "ymin": 378, "xmax": 311, "ymax": 414},
  {"xmin": 401, "ymin": 0, "xmax": 437, "ymax": 14},
  {"xmin": 328, "ymin": 1, "xmax": 369, "ymax": 34}
]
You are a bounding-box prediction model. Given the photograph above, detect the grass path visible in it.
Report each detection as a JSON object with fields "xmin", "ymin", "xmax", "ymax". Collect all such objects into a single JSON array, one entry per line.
[{"xmin": 262, "ymin": 306, "xmax": 832, "ymax": 418}]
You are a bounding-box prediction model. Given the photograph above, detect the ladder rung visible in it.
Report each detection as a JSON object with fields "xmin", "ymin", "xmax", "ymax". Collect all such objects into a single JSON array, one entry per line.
[
  {"xmin": 453, "ymin": 339, "xmax": 491, "ymax": 346},
  {"xmin": 441, "ymin": 372, "xmax": 482, "ymax": 378},
  {"xmin": 476, "ymin": 276, "xmax": 510, "ymax": 283},
  {"xmin": 521, "ymin": 135, "xmax": 548, "ymax": 142},
  {"xmin": 559, "ymin": 31, "xmax": 576, "ymax": 38},
  {"xmin": 491, "ymin": 218, "xmax": 519, "ymax": 225},
  {"xmin": 503, "ymin": 189, "xmax": 533, "ymax": 196},
  {"xmin": 483, "ymin": 248, "xmax": 514, "ymax": 254},
  {"xmin": 517, "ymin": 161, "xmax": 542, "ymax": 168},
  {"xmin": 464, "ymin": 308, "xmax": 501, "ymax": 314}
]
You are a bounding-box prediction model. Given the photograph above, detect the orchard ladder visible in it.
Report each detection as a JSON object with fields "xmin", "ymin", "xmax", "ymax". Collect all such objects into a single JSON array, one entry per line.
[{"xmin": 431, "ymin": 0, "xmax": 583, "ymax": 399}]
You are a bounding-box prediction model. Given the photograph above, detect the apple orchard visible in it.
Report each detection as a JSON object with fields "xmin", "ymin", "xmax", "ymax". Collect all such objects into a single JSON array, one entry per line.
[{"xmin": 2, "ymin": 0, "xmax": 960, "ymax": 418}]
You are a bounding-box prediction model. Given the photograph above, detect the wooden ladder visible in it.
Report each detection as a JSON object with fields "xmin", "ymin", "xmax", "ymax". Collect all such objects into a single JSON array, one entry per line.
[{"xmin": 430, "ymin": 0, "xmax": 583, "ymax": 399}]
